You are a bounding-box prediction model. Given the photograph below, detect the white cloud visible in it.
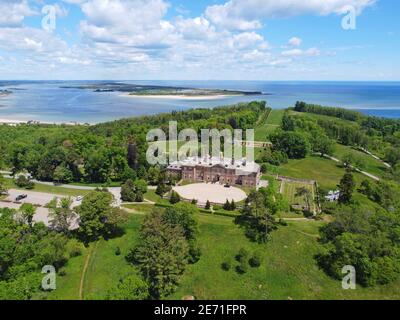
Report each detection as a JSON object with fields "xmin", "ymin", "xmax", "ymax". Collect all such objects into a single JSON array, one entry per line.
[
  {"xmin": 282, "ymin": 47, "xmax": 320, "ymax": 57},
  {"xmin": 288, "ymin": 37, "xmax": 302, "ymax": 47},
  {"xmin": 206, "ymin": 0, "xmax": 376, "ymax": 30},
  {"xmin": 0, "ymin": 0, "xmax": 36, "ymax": 27},
  {"xmin": 231, "ymin": 32, "xmax": 268, "ymax": 50}
]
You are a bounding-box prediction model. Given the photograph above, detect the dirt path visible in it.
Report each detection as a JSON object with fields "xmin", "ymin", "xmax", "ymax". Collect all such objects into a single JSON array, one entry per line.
[{"xmin": 79, "ymin": 242, "xmax": 98, "ymax": 300}]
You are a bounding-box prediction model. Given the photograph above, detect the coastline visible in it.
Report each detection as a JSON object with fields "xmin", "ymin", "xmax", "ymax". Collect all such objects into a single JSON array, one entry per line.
[
  {"xmin": 0, "ymin": 118, "xmax": 84, "ymax": 126},
  {"xmin": 120, "ymin": 93, "xmax": 243, "ymax": 100}
]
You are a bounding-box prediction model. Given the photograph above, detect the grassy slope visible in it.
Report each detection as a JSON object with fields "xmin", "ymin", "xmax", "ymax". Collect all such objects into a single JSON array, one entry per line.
[
  {"xmin": 44, "ymin": 210, "xmax": 400, "ymax": 300},
  {"xmin": 270, "ymin": 155, "xmax": 371, "ymax": 190},
  {"xmin": 332, "ymin": 143, "xmax": 387, "ymax": 178},
  {"xmin": 254, "ymin": 109, "xmax": 284, "ymax": 141},
  {"xmin": 171, "ymin": 214, "xmax": 400, "ymax": 300}
]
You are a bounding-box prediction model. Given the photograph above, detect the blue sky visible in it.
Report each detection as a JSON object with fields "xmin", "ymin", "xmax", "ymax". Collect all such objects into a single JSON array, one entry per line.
[{"xmin": 0, "ymin": 0, "xmax": 398, "ymax": 80}]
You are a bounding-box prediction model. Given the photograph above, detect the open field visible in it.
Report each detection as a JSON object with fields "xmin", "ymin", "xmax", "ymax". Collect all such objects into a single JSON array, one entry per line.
[
  {"xmin": 43, "ymin": 208, "xmax": 400, "ymax": 300},
  {"xmin": 332, "ymin": 144, "xmax": 387, "ymax": 178},
  {"xmin": 270, "ymin": 155, "xmax": 371, "ymax": 190},
  {"xmin": 254, "ymin": 109, "xmax": 284, "ymax": 141}
]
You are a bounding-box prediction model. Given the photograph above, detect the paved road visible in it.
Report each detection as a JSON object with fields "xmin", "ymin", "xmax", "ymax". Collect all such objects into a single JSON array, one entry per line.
[{"xmin": 0, "ymin": 171, "xmax": 122, "ymax": 206}]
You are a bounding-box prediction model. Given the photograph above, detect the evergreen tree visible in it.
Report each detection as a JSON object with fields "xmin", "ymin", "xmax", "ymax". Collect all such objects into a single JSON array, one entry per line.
[
  {"xmin": 129, "ymin": 211, "xmax": 189, "ymax": 298},
  {"xmin": 170, "ymin": 191, "xmax": 181, "ymax": 204},
  {"xmin": 223, "ymin": 199, "xmax": 231, "ymax": 211},
  {"xmin": 338, "ymin": 171, "xmax": 356, "ymax": 204}
]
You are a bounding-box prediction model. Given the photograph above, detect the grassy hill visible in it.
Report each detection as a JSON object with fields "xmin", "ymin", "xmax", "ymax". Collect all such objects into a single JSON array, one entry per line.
[{"xmin": 45, "ymin": 211, "xmax": 400, "ymax": 300}]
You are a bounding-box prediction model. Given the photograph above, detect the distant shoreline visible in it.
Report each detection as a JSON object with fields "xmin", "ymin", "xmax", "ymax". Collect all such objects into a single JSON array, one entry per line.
[
  {"xmin": 0, "ymin": 118, "xmax": 84, "ymax": 126},
  {"xmin": 121, "ymin": 93, "xmax": 244, "ymax": 100}
]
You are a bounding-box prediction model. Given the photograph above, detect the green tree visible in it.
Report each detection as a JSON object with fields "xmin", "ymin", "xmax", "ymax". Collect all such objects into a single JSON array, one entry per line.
[
  {"xmin": 338, "ymin": 171, "xmax": 356, "ymax": 204},
  {"xmin": 311, "ymin": 132, "xmax": 335, "ymax": 156},
  {"xmin": 0, "ymin": 175, "xmax": 7, "ymax": 195},
  {"xmin": 164, "ymin": 203, "xmax": 201, "ymax": 263},
  {"xmin": 223, "ymin": 199, "xmax": 231, "ymax": 211},
  {"xmin": 120, "ymin": 179, "xmax": 136, "ymax": 202},
  {"xmin": 239, "ymin": 186, "xmax": 286, "ymax": 243},
  {"xmin": 129, "ymin": 210, "xmax": 189, "ymax": 298},
  {"xmin": 15, "ymin": 175, "xmax": 34, "ymax": 189},
  {"xmin": 20, "ymin": 203, "xmax": 36, "ymax": 227},
  {"xmin": 134, "ymin": 179, "xmax": 148, "ymax": 194},
  {"xmin": 271, "ymin": 131, "xmax": 310, "ymax": 159},
  {"xmin": 48, "ymin": 197, "xmax": 75, "ymax": 234},
  {"xmin": 84, "ymin": 148, "xmax": 111, "ymax": 183},
  {"xmin": 76, "ymin": 190, "xmax": 126, "ymax": 242},
  {"xmin": 53, "ymin": 165, "xmax": 73, "ymax": 184},
  {"xmin": 170, "ymin": 191, "xmax": 181, "ymax": 204},
  {"xmin": 107, "ymin": 274, "xmax": 149, "ymax": 300}
]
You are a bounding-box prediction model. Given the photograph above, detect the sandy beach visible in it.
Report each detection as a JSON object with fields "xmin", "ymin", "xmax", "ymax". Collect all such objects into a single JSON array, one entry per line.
[{"xmin": 121, "ymin": 93, "xmax": 243, "ymax": 100}]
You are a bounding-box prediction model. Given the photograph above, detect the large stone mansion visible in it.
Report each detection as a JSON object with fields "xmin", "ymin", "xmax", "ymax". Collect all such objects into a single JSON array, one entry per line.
[{"xmin": 167, "ymin": 156, "xmax": 261, "ymax": 187}]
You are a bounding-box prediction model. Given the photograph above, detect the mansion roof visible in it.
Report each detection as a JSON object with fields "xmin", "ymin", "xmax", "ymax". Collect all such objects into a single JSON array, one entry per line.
[{"xmin": 167, "ymin": 156, "xmax": 260, "ymax": 175}]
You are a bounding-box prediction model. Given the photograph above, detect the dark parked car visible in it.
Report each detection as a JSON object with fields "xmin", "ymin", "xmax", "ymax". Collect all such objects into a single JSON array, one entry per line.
[{"xmin": 15, "ymin": 194, "xmax": 28, "ymax": 201}]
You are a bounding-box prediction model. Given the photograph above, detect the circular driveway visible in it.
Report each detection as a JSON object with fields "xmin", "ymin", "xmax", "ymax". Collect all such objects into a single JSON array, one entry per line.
[{"xmin": 173, "ymin": 183, "xmax": 247, "ymax": 205}]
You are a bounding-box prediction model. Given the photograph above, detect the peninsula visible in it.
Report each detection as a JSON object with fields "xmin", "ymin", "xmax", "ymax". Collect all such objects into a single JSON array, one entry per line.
[{"xmin": 60, "ymin": 82, "xmax": 262, "ymax": 98}]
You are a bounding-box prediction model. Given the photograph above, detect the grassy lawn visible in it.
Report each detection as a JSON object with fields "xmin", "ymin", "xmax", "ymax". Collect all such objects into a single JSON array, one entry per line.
[
  {"xmin": 4, "ymin": 178, "xmax": 91, "ymax": 197},
  {"xmin": 273, "ymin": 155, "xmax": 370, "ymax": 190},
  {"xmin": 122, "ymin": 203, "xmax": 156, "ymax": 214},
  {"xmin": 42, "ymin": 208, "xmax": 400, "ymax": 300},
  {"xmin": 143, "ymin": 189, "xmax": 163, "ymax": 203},
  {"xmin": 170, "ymin": 214, "xmax": 400, "ymax": 300},
  {"xmin": 83, "ymin": 216, "xmax": 143, "ymax": 300},
  {"xmin": 45, "ymin": 246, "xmax": 90, "ymax": 300},
  {"xmin": 332, "ymin": 144, "xmax": 387, "ymax": 178},
  {"xmin": 254, "ymin": 109, "xmax": 284, "ymax": 141}
]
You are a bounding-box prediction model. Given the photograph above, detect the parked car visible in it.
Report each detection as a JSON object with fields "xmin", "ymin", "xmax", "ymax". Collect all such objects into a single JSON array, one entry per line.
[
  {"xmin": 76, "ymin": 196, "xmax": 83, "ymax": 202},
  {"xmin": 15, "ymin": 194, "xmax": 28, "ymax": 201}
]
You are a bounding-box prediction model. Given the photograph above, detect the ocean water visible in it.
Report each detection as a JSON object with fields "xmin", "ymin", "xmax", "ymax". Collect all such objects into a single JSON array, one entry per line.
[{"xmin": 0, "ymin": 80, "xmax": 399, "ymax": 124}]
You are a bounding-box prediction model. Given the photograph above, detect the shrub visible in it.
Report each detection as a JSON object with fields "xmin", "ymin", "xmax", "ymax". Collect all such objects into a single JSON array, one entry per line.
[
  {"xmin": 135, "ymin": 191, "xmax": 144, "ymax": 203},
  {"xmin": 115, "ymin": 246, "xmax": 121, "ymax": 256},
  {"xmin": 67, "ymin": 239, "xmax": 83, "ymax": 258},
  {"xmin": 249, "ymin": 252, "xmax": 262, "ymax": 268},
  {"xmin": 15, "ymin": 175, "xmax": 35, "ymax": 189},
  {"xmin": 236, "ymin": 260, "xmax": 248, "ymax": 274},
  {"xmin": 221, "ymin": 260, "xmax": 232, "ymax": 271},
  {"xmin": 236, "ymin": 248, "xmax": 249, "ymax": 262},
  {"xmin": 120, "ymin": 179, "xmax": 136, "ymax": 202},
  {"xmin": 170, "ymin": 191, "xmax": 181, "ymax": 204},
  {"xmin": 58, "ymin": 268, "xmax": 67, "ymax": 277}
]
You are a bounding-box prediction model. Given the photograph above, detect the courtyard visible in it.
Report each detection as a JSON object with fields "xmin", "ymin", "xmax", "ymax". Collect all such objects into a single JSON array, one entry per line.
[{"xmin": 173, "ymin": 183, "xmax": 247, "ymax": 205}]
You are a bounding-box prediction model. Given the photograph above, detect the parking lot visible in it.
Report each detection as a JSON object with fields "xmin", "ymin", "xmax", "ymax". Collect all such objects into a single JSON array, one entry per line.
[{"xmin": 0, "ymin": 189, "xmax": 82, "ymax": 229}]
